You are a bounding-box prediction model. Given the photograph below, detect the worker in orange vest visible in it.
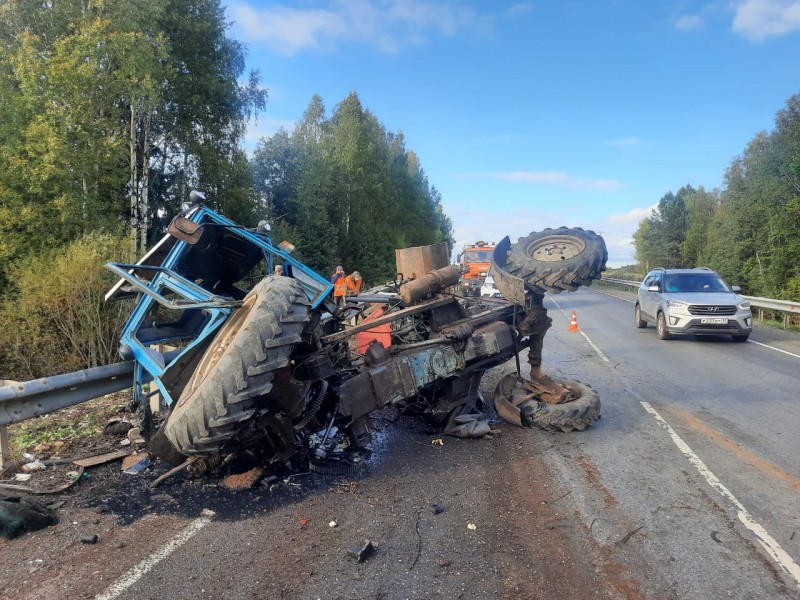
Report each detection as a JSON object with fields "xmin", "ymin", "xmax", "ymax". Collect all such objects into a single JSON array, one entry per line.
[
  {"xmin": 346, "ymin": 271, "xmax": 362, "ymax": 296},
  {"xmin": 331, "ymin": 264, "xmax": 347, "ymax": 308}
]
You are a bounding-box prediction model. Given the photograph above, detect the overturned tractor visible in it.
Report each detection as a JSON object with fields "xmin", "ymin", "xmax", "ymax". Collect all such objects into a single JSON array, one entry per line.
[{"xmin": 106, "ymin": 192, "xmax": 607, "ymax": 476}]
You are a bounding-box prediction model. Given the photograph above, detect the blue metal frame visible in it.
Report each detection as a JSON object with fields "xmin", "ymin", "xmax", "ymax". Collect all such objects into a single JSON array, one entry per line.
[{"xmin": 108, "ymin": 205, "xmax": 334, "ymax": 409}]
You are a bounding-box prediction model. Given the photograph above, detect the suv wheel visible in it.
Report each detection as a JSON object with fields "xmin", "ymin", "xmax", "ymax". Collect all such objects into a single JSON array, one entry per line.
[
  {"xmin": 656, "ymin": 312, "xmax": 673, "ymax": 340},
  {"xmin": 634, "ymin": 304, "xmax": 647, "ymax": 329}
]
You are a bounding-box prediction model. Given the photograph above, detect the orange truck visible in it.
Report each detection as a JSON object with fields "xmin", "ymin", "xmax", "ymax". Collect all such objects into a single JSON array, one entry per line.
[{"xmin": 457, "ymin": 240, "xmax": 495, "ymax": 296}]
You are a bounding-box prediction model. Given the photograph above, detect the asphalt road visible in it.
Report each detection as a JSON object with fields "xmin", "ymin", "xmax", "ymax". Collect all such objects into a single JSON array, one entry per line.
[
  {"xmin": 542, "ymin": 285, "xmax": 800, "ymax": 598},
  {"xmin": 3, "ymin": 286, "xmax": 799, "ymax": 599}
]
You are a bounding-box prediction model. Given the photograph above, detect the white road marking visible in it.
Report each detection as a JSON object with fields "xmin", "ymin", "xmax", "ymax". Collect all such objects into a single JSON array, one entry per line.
[
  {"xmin": 587, "ymin": 288, "xmax": 800, "ymax": 358},
  {"xmin": 748, "ymin": 339, "xmax": 800, "ymax": 358},
  {"xmin": 640, "ymin": 402, "xmax": 800, "ymax": 589},
  {"xmin": 549, "ymin": 295, "xmax": 800, "ymax": 589},
  {"xmin": 95, "ymin": 509, "xmax": 215, "ymax": 600}
]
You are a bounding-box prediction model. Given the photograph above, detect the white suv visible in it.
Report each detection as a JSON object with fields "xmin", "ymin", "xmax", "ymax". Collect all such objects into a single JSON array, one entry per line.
[{"xmin": 634, "ymin": 268, "xmax": 752, "ymax": 342}]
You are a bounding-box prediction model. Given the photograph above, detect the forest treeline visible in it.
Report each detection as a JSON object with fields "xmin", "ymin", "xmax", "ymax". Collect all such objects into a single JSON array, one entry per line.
[
  {"xmin": 632, "ymin": 94, "xmax": 800, "ymax": 300},
  {"xmin": 0, "ymin": 0, "xmax": 451, "ymax": 379}
]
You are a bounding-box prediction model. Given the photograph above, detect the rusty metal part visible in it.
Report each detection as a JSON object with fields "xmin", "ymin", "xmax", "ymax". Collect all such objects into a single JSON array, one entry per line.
[
  {"xmin": 399, "ymin": 265, "xmax": 461, "ymax": 304},
  {"xmin": 526, "ymin": 234, "xmax": 587, "ymax": 262},
  {"xmin": 521, "ymin": 376, "xmax": 576, "ymax": 405},
  {"xmin": 395, "ymin": 242, "xmax": 449, "ymax": 280},
  {"xmin": 187, "ymin": 454, "xmax": 223, "ymax": 477},
  {"xmin": 148, "ymin": 456, "xmax": 201, "ymax": 489},
  {"xmin": 489, "ymin": 237, "xmax": 526, "ymax": 304},
  {"xmin": 322, "ymin": 296, "xmax": 456, "ymax": 343}
]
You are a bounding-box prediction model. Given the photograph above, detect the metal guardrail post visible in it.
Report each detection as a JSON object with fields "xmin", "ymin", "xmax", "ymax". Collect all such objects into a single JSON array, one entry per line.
[{"xmin": 0, "ymin": 380, "xmax": 20, "ymax": 469}]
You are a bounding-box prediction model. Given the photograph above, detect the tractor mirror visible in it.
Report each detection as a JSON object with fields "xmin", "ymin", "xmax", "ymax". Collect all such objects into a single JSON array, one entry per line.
[{"xmin": 168, "ymin": 216, "xmax": 204, "ymax": 245}]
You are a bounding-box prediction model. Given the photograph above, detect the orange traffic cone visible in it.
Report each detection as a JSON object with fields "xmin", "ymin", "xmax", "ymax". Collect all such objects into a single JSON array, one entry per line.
[{"xmin": 569, "ymin": 311, "xmax": 579, "ymax": 332}]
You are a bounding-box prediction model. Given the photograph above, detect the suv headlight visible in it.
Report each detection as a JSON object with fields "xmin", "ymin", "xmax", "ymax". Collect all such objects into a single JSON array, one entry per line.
[
  {"xmin": 667, "ymin": 300, "xmax": 688, "ymax": 311},
  {"xmin": 738, "ymin": 300, "xmax": 750, "ymax": 309}
]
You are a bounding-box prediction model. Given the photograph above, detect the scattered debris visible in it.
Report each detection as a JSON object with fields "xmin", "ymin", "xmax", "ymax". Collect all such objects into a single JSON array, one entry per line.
[
  {"xmin": 0, "ymin": 466, "xmax": 86, "ymax": 495},
  {"xmin": 0, "ymin": 497, "xmax": 59, "ymax": 539},
  {"xmin": 121, "ymin": 453, "xmax": 146, "ymax": 471},
  {"xmin": 299, "ymin": 518, "xmax": 309, "ymax": 527},
  {"xmin": 127, "ymin": 427, "xmax": 145, "ymax": 444},
  {"xmin": 80, "ymin": 534, "xmax": 99, "ymax": 544},
  {"xmin": 616, "ymin": 525, "xmax": 644, "ymax": 545},
  {"xmin": 467, "ymin": 523, "xmax": 477, "ymax": 530},
  {"xmin": 436, "ymin": 558, "xmax": 451, "ymax": 568},
  {"xmin": 21, "ymin": 461, "xmax": 46, "ymax": 473},
  {"xmin": 711, "ymin": 530, "xmax": 721, "ymax": 543},
  {"xmin": 431, "ymin": 438, "xmax": 444, "ymax": 446},
  {"xmin": 102, "ymin": 418, "xmax": 133, "ymax": 436},
  {"xmin": 122, "ymin": 455, "xmax": 152, "ymax": 475},
  {"xmin": 72, "ymin": 449, "xmax": 132, "ymax": 468},
  {"xmin": 329, "ymin": 520, "xmax": 338, "ymax": 528},
  {"xmin": 348, "ymin": 540, "xmax": 375, "ymax": 563},
  {"xmin": 431, "ymin": 503, "xmax": 445, "ymax": 515},
  {"xmin": 221, "ymin": 467, "xmax": 265, "ymax": 491},
  {"xmin": 13, "ymin": 474, "xmax": 31, "ymax": 482},
  {"xmin": 119, "ymin": 438, "xmax": 132, "ymax": 447},
  {"xmin": 148, "ymin": 456, "xmax": 201, "ymax": 489}
]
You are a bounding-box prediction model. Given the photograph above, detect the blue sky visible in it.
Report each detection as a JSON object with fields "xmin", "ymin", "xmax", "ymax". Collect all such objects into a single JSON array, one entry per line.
[{"xmin": 223, "ymin": 0, "xmax": 800, "ymax": 267}]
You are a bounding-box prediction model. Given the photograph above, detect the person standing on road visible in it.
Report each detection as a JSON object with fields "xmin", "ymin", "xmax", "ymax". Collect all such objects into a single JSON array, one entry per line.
[{"xmin": 331, "ymin": 264, "xmax": 347, "ymax": 308}]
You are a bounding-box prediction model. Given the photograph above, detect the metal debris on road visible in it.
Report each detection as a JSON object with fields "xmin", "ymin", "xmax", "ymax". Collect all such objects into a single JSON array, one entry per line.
[{"xmin": 348, "ymin": 540, "xmax": 375, "ymax": 563}]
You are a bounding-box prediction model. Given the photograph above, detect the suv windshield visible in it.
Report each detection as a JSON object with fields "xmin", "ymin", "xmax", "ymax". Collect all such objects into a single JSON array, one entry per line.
[{"xmin": 662, "ymin": 273, "xmax": 729, "ymax": 293}]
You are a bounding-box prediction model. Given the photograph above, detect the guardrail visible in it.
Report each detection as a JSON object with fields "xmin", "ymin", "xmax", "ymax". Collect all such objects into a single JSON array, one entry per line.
[
  {"xmin": 598, "ymin": 277, "xmax": 800, "ymax": 324},
  {"xmin": 0, "ymin": 362, "xmax": 134, "ymax": 468}
]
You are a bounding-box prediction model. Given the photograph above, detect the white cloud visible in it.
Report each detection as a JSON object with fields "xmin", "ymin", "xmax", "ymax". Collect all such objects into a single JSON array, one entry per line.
[
  {"xmin": 505, "ymin": 3, "xmax": 534, "ymax": 18},
  {"xmin": 604, "ymin": 136, "xmax": 640, "ymax": 148},
  {"xmin": 488, "ymin": 170, "xmax": 627, "ymax": 192},
  {"xmin": 228, "ymin": 0, "xmax": 488, "ymax": 56},
  {"xmin": 675, "ymin": 14, "xmax": 704, "ymax": 29},
  {"xmin": 731, "ymin": 0, "xmax": 800, "ymax": 41},
  {"xmin": 607, "ymin": 204, "xmax": 657, "ymax": 225}
]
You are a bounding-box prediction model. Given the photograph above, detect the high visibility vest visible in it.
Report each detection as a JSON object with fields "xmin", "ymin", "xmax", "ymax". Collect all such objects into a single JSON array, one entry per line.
[
  {"xmin": 346, "ymin": 273, "xmax": 362, "ymax": 295},
  {"xmin": 333, "ymin": 275, "xmax": 347, "ymax": 297}
]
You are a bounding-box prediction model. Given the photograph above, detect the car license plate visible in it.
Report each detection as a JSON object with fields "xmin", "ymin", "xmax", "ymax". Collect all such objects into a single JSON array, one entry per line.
[{"xmin": 700, "ymin": 317, "xmax": 727, "ymax": 324}]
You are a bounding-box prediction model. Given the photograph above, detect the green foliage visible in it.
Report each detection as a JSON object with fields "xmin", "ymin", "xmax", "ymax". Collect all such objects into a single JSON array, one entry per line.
[
  {"xmin": 252, "ymin": 92, "xmax": 453, "ymax": 284},
  {"xmin": 633, "ymin": 93, "xmax": 800, "ymax": 300},
  {"xmin": 0, "ymin": 0, "xmax": 265, "ymax": 273},
  {"xmin": 0, "ymin": 233, "xmax": 132, "ymax": 380}
]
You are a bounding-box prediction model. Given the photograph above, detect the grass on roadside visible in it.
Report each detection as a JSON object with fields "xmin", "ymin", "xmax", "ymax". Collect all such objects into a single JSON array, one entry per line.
[{"xmin": 6, "ymin": 392, "xmax": 131, "ymax": 460}]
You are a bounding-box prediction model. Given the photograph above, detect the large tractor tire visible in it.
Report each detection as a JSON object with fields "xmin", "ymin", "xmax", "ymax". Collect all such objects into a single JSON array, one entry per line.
[
  {"xmin": 504, "ymin": 227, "xmax": 607, "ymax": 294},
  {"xmin": 494, "ymin": 374, "xmax": 601, "ymax": 432},
  {"xmin": 164, "ymin": 275, "xmax": 310, "ymax": 456}
]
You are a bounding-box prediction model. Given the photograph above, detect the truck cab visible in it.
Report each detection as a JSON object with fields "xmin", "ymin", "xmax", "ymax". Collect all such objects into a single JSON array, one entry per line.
[{"xmin": 457, "ymin": 241, "xmax": 495, "ymax": 297}]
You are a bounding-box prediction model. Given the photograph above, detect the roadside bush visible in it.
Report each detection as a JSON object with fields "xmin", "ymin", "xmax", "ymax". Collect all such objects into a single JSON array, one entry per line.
[{"xmin": 0, "ymin": 234, "xmax": 132, "ymax": 380}]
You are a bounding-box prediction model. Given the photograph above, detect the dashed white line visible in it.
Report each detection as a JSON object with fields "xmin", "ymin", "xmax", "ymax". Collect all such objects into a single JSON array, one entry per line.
[
  {"xmin": 549, "ymin": 295, "xmax": 800, "ymax": 589},
  {"xmin": 95, "ymin": 509, "xmax": 215, "ymax": 600}
]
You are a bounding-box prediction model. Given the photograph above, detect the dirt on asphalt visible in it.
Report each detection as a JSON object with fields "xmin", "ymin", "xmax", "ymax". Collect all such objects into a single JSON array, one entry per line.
[{"xmin": 0, "ymin": 366, "xmax": 641, "ymax": 600}]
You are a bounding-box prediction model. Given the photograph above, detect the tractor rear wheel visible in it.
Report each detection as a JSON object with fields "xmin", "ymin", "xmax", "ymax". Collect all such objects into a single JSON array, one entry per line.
[
  {"xmin": 164, "ymin": 275, "xmax": 310, "ymax": 456},
  {"xmin": 504, "ymin": 228, "xmax": 607, "ymax": 295}
]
